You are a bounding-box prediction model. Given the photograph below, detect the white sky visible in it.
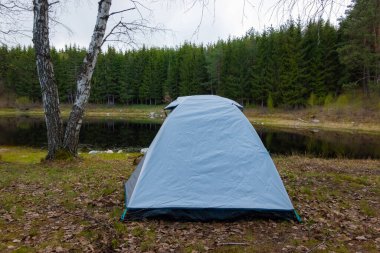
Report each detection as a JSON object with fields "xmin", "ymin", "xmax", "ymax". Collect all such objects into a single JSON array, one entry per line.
[{"xmin": 16, "ymin": 0, "xmax": 351, "ymax": 49}]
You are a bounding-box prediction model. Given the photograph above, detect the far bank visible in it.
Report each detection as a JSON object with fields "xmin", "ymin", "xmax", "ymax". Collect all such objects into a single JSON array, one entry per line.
[{"xmin": 0, "ymin": 103, "xmax": 379, "ymax": 135}]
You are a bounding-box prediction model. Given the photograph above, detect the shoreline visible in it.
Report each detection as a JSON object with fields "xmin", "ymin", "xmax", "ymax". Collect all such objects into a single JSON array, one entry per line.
[{"xmin": 0, "ymin": 106, "xmax": 379, "ymax": 135}]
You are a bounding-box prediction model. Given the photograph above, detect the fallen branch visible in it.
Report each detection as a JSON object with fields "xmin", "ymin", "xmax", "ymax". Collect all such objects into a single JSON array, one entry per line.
[
  {"xmin": 219, "ymin": 242, "xmax": 250, "ymax": 246},
  {"xmin": 305, "ymin": 238, "xmax": 326, "ymax": 253}
]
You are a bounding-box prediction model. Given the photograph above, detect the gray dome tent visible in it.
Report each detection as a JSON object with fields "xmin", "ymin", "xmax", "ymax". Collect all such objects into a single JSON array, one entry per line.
[{"xmin": 121, "ymin": 95, "xmax": 300, "ymax": 221}]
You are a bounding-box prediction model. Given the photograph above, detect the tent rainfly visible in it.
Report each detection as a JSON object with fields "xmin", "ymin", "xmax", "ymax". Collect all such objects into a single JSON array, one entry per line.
[{"xmin": 121, "ymin": 95, "xmax": 300, "ymax": 221}]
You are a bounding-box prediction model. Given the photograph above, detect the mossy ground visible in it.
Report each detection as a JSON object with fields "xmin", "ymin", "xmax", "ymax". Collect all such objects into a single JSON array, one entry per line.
[{"xmin": 0, "ymin": 147, "xmax": 379, "ymax": 252}]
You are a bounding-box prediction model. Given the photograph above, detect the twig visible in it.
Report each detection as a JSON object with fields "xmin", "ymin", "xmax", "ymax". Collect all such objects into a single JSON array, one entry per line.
[
  {"xmin": 49, "ymin": 1, "xmax": 60, "ymax": 7},
  {"xmin": 219, "ymin": 242, "xmax": 250, "ymax": 246},
  {"xmin": 108, "ymin": 7, "xmax": 135, "ymax": 17},
  {"xmin": 305, "ymin": 238, "xmax": 326, "ymax": 253}
]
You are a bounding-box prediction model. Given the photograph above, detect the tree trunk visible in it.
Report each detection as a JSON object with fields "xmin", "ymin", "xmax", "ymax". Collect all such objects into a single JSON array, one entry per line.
[
  {"xmin": 32, "ymin": 0, "xmax": 63, "ymax": 160},
  {"xmin": 63, "ymin": 0, "xmax": 112, "ymax": 155}
]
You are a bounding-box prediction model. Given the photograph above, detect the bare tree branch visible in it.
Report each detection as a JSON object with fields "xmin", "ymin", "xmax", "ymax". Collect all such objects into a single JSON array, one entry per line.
[
  {"xmin": 102, "ymin": 17, "xmax": 168, "ymax": 47},
  {"xmin": 184, "ymin": 0, "xmax": 346, "ymax": 39},
  {"xmin": 101, "ymin": 0, "xmax": 168, "ymax": 48},
  {"xmin": 185, "ymin": 0, "xmax": 213, "ymax": 39},
  {"xmin": 108, "ymin": 7, "xmax": 135, "ymax": 17},
  {"xmin": 264, "ymin": 0, "xmax": 346, "ymax": 25},
  {"xmin": 242, "ymin": 0, "xmax": 255, "ymax": 25},
  {"xmin": 101, "ymin": 20, "xmax": 122, "ymax": 46},
  {"xmin": 0, "ymin": 0, "xmax": 32, "ymax": 45},
  {"xmin": 191, "ymin": 0, "xmax": 206, "ymax": 39},
  {"xmin": 50, "ymin": 15, "xmax": 73, "ymax": 37},
  {"xmin": 130, "ymin": 0, "xmax": 152, "ymax": 20},
  {"xmin": 48, "ymin": 1, "xmax": 59, "ymax": 7}
]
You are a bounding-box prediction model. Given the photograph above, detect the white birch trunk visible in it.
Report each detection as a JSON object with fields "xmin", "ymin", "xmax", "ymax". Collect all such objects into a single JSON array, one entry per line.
[
  {"xmin": 32, "ymin": 0, "xmax": 113, "ymax": 158},
  {"xmin": 32, "ymin": 0, "xmax": 64, "ymax": 159},
  {"xmin": 63, "ymin": 0, "xmax": 112, "ymax": 154}
]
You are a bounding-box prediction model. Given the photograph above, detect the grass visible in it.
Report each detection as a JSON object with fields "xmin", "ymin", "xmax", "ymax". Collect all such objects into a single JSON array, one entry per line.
[
  {"xmin": 359, "ymin": 200, "xmax": 376, "ymax": 217},
  {"xmin": 0, "ymin": 147, "xmax": 379, "ymax": 252}
]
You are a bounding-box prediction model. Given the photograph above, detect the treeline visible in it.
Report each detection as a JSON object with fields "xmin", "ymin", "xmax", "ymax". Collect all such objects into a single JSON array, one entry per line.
[{"xmin": 0, "ymin": 0, "xmax": 378, "ymax": 107}]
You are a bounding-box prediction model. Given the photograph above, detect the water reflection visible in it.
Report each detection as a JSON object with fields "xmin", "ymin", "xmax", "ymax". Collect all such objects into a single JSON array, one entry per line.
[
  {"xmin": 0, "ymin": 116, "xmax": 379, "ymax": 159},
  {"xmin": 255, "ymin": 125, "xmax": 380, "ymax": 158}
]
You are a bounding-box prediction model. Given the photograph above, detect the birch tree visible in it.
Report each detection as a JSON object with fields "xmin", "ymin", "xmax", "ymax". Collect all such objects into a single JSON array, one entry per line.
[{"xmin": 32, "ymin": 0, "xmax": 155, "ymax": 159}]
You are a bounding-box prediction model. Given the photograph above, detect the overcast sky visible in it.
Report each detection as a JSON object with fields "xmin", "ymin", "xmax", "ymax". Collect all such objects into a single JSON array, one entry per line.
[{"xmin": 18, "ymin": 0, "xmax": 350, "ymax": 49}]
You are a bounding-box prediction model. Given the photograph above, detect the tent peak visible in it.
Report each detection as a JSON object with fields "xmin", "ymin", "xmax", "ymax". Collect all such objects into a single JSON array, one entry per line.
[{"xmin": 164, "ymin": 95, "xmax": 244, "ymax": 111}]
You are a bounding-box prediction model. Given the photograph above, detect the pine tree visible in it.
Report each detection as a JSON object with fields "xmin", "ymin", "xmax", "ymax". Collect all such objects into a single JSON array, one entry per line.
[
  {"xmin": 338, "ymin": 0, "xmax": 380, "ymax": 96},
  {"xmin": 276, "ymin": 20, "xmax": 306, "ymax": 107}
]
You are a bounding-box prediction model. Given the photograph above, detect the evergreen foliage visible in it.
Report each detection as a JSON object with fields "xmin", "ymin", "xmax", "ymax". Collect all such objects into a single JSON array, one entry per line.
[{"xmin": 0, "ymin": 1, "xmax": 378, "ymax": 108}]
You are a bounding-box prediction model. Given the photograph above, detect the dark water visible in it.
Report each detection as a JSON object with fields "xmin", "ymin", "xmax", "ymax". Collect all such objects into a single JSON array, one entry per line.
[{"xmin": 0, "ymin": 116, "xmax": 379, "ymax": 159}]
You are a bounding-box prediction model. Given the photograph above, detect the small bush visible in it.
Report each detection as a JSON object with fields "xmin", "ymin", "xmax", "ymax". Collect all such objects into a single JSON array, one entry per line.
[
  {"xmin": 307, "ymin": 93, "xmax": 317, "ymax": 107},
  {"xmin": 324, "ymin": 93, "xmax": 334, "ymax": 106},
  {"xmin": 15, "ymin": 96, "xmax": 31, "ymax": 111},
  {"xmin": 335, "ymin": 94, "xmax": 349, "ymax": 108},
  {"xmin": 267, "ymin": 93, "xmax": 274, "ymax": 111}
]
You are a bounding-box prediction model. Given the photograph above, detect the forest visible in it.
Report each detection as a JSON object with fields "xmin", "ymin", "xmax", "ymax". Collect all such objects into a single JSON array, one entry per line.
[{"xmin": 0, "ymin": 0, "xmax": 378, "ymax": 108}]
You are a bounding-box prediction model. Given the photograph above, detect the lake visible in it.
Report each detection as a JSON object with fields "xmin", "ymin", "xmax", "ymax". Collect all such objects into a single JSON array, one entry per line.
[{"xmin": 0, "ymin": 116, "xmax": 379, "ymax": 159}]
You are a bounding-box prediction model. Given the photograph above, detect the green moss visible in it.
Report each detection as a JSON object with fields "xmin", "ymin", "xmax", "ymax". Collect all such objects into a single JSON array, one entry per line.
[
  {"xmin": 14, "ymin": 205, "xmax": 24, "ymax": 219},
  {"xmin": 60, "ymin": 197, "xmax": 77, "ymax": 210},
  {"xmin": 300, "ymin": 186, "xmax": 312, "ymax": 196},
  {"xmin": 140, "ymin": 241, "xmax": 154, "ymax": 252},
  {"xmin": 13, "ymin": 246, "xmax": 36, "ymax": 253},
  {"xmin": 79, "ymin": 229, "xmax": 98, "ymax": 240},
  {"xmin": 212, "ymin": 246, "xmax": 255, "ymax": 253},
  {"xmin": 184, "ymin": 243, "xmax": 207, "ymax": 253},
  {"xmin": 114, "ymin": 221, "xmax": 128, "ymax": 236},
  {"xmin": 54, "ymin": 148, "xmax": 74, "ymax": 160},
  {"xmin": 131, "ymin": 227, "xmax": 145, "ymax": 238},
  {"xmin": 28, "ymin": 227, "xmax": 39, "ymax": 237},
  {"xmin": 359, "ymin": 200, "xmax": 376, "ymax": 217},
  {"xmin": 362, "ymin": 241, "xmax": 378, "ymax": 252},
  {"xmin": 332, "ymin": 244, "xmax": 350, "ymax": 253},
  {"xmin": 110, "ymin": 207, "xmax": 123, "ymax": 219},
  {"xmin": 303, "ymin": 239, "xmax": 320, "ymax": 248},
  {"xmin": 82, "ymin": 152, "xmax": 131, "ymax": 160},
  {"xmin": 290, "ymin": 238, "xmax": 302, "ymax": 246},
  {"xmin": 315, "ymin": 186, "xmax": 337, "ymax": 201},
  {"xmin": 140, "ymin": 239, "xmax": 155, "ymax": 252},
  {"xmin": 130, "ymin": 227, "xmax": 156, "ymax": 252},
  {"xmin": 111, "ymin": 238, "xmax": 120, "ymax": 249},
  {"xmin": 100, "ymin": 186, "xmax": 117, "ymax": 196},
  {"xmin": 0, "ymin": 146, "xmax": 45, "ymax": 164},
  {"xmin": 0, "ymin": 194, "xmax": 18, "ymax": 212}
]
